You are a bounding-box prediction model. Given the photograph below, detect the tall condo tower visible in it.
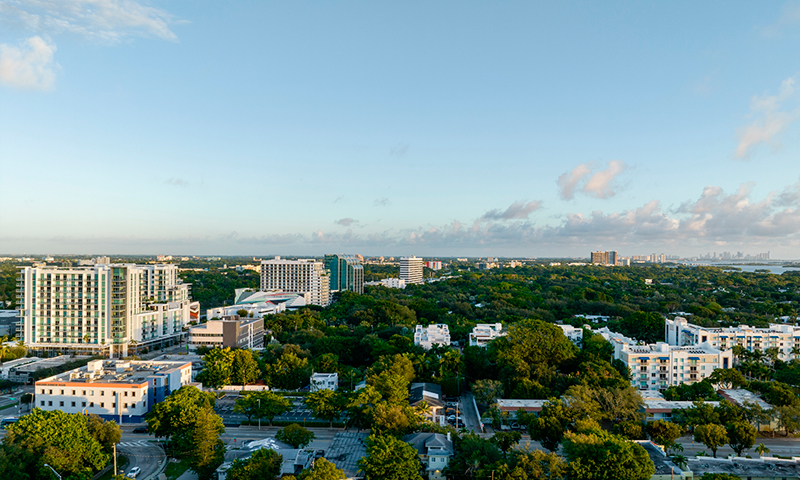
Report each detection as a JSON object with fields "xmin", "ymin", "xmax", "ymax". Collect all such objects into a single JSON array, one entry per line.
[{"xmin": 400, "ymin": 256, "xmax": 424, "ymax": 285}]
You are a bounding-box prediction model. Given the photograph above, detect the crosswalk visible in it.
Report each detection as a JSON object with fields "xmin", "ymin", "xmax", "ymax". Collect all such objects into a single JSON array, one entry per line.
[{"xmin": 118, "ymin": 441, "xmax": 151, "ymax": 448}]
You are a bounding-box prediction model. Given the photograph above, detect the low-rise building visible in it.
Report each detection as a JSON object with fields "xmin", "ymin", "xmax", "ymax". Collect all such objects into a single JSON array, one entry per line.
[
  {"xmin": 187, "ymin": 315, "xmax": 264, "ymax": 351},
  {"xmin": 206, "ymin": 300, "xmax": 285, "ymax": 320},
  {"xmin": 496, "ymin": 398, "xmax": 547, "ymax": 413},
  {"xmin": 233, "ymin": 288, "xmax": 309, "ymax": 310},
  {"xmin": 310, "ymin": 372, "xmax": 338, "ymax": 392},
  {"xmin": 666, "ymin": 316, "xmax": 800, "ymax": 361},
  {"xmin": 619, "ymin": 341, "xmax": 733, "ymax": 391},
  {"xmin": 558, "ymin": 324, "xmax": 584, "ymax": 345},
  {"xmin": 403, "ymin": 432, "xmax": 454, "ymax": 480},
  {"xmin": 425, "ymin": 261, "xmax": 443, "ymax": 270},
  {"xmin": 468, "ymin": 323, "xmax": 505, "ymax": 347},
  {"xmin": 643, "ymin": 400, "xmax": 720, "ymax": 421},
  {"xmin": 34, "ymin": 359, "xmax": 192, "ymax": 423},
  {"xmin": 414, "ymin": 324, "xmax": 450, "ymax": 350},
  {"xmin": 410, "ymin": 383, "xmax": 445, "ymax": 425},
  {"xmin": 6, "ymin": 355, "xmax": 90, "ymax": 384}
]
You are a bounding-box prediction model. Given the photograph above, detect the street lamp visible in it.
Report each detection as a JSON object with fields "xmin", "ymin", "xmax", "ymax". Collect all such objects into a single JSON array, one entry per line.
[
  {"xmin": 43, "ymin": 464, "xmax": 62, "ymax": 480},
  {"xmin": 258, "ymin": 398, "xmax": 261, "ymax": 430}
]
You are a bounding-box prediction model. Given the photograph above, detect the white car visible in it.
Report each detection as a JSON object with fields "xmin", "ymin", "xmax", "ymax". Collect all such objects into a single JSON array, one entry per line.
[{"xmin": 128, "ymin": 467, "xmax": 141, "ymax": 478}]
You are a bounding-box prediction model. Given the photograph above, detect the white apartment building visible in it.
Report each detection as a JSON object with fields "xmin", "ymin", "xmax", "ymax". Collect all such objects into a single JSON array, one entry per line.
[
  {"xmin": 558, "ymin": 324, "xmax": 584, "ymax": 345},
  {"xmin": 17, "ymin": 264, "xmax": 200, "ymax": 358},
  {"xmin": 379, "ymin": 278, "xmax": 407, "ymax": 289},
  {"xmin": 425, "ymin": 261, "xmax": 443, "ymax": 270},
  {"xmin": 400, "ymin": 256, "xmax": 424, "ymax": 285},
  {"xmin": 260, "ymin": 257, "xmax": 330, "ymax": 306},
  {"xmin": 414, "ymin": 324, "xmax": 451, "ymax": 350},
  {"xmin": 619, "ymin": 342, "xmax": 733, "ymax": 390},
  {"xmin": 666, "ymin": 316, "xmax": 800, "ymax": 361},
  {"xmin": 310, "ymin": 372, "xmax": 339, "ymax": 392},
  {"xmin": 35, "ymin": 359, "xmax": 192, "ymax": 423},
  {"xmin": 187, "ymin": 316, "xmax": 265, "ymax": 351},
  {"xmin": 469, "ymin": 323, "xmax": 505, "ymax": 347}
]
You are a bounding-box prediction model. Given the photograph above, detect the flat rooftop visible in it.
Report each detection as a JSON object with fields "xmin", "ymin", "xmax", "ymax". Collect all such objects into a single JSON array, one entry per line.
[
  {"xmin": 718, "ymin": 388, "xmax": 771, "ymax": 410},
  {"xmin": 36, "ymin": 359, "xmax": 189, "ymax": 386},
  {"xmin": 324, "ymin": 432, "xmax": 368, "ymax": 479}
]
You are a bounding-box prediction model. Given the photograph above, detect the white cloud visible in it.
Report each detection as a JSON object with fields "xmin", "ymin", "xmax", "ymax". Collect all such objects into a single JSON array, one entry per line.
[
  {"xmin": 557, "ymin": 160, "xmax": 627, "ymax": 200},
  {"xmin": 335, "ymin": 218, "xmax": 357, "ymax": 227},
  {"xmin": 762, "ymin": 1, "xmax": 800, "ymax": 37},
  {"xmin": 736, "ymin": 76, "xmax": 800, "ymax": 158},
  {"xmin": 165, "ymin": 177, "xmax": 189, "ymax": 187},
  {"xmin": 2, "ymin": 0, "xmax": 180, "ymax": 43},
  {"xmin": 583, "ymin": 160, "xmax": 626, "ymax": 199},
  {"xmin": 373, "ymin": 197, "xmax": 390, "ymax": 207},
  {"xmin": 0, "ymin": 35, "xmax": 57, "ymax": 90},
  {"xmin": 479, "ymin": 200, "xmax": 542, "ymax": 222},
  {"xmin": 557, "ymin": 163, "xmax": 592, "ymax": 200}
]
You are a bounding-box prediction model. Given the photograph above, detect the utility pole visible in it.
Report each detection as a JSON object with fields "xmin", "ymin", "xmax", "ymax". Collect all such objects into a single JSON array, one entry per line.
[{"xmin": 113, "ymin": 444, "xmax": 117, "ymax": 476}]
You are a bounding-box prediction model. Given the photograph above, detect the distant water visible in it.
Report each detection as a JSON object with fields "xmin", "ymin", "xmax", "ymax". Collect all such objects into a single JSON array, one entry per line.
[{"xmin": 683, "ymin": 263, "xmax": 800, "ymax": 275}]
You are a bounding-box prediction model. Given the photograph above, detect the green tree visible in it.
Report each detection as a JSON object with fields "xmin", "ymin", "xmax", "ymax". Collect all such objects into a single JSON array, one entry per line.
[
  {"xmin": 726, "ymin": 421, "xmax": 756, "ymax": 457},
  {"xmin": 358, "ymin": 435, "xmax": 423, "ymax": 480},
  {"xmin": 297, "ymin": 458, "xmax": 346, "ymax": 480},
  {"xmin": 707, "ymin": 369, "xmax": 746, "ymax": 390},
  {"xmin": 645, "ymin": 421, "xmax": 683, "ymax": 448},
  {"xmin": 316, "ymin": 353, "xmax": 339, "ymax": 373},
  {"xmin": 86, "ymin": 414, "xmax": 122, "ymax": 454},
  {"xmin": 444, "ymin": 432, "xmax": 502, "ymax": 479},
  {"xmin": 226, "ymin": 448, "xmax": 282, "ymax": 480},
  {"xmin": 188, "ymin": 404, "xmax": 226, "ymax": 479},
  {"xmin": 233, "ymin": 391, "xmax": 293, "ymax": 426},
  {"xmin": 693, "ymin": 424, "xmax": 728, "ymax": 458},
  {"xmin": 614, "ymin": 421, "xmax": 647, "ymax": 440},
  {"xmin": 755, "ymin": 443, "xmax": 770, "ymax": 456},
  {"xmin": 775, "ymin": 403, "xmax": 800, "ymax": 436},
  {"xmin": 305, "ymin": 389, "xmax": 346, "ymax": 427},
  {"xmin": 346, "ymin": 385, "xmax": 383, "ymax": 431},
  {"xmin": 494, "ymin": 448, "xmax": 566, "ymax": 480},
  {"xmin": 371, "ymin": 402, "xmax": 421, "ymax": 436},
  {"xmin": 562, "ymin": 430, "xmax": 655, "ymax": 480},
  {"xmin": 491, "ymin": 431, "xmax": 522, "ymax": 457},
  {"xmin": 530, "ymin": 399, "xmax": 574, "ymax": 452},
  {"xmin": 267, "ymin": 351, "xmax": 312, "ymax": 390},
  {"xmin": 471, "ymin": 379, "xmax": 504, "ymax": 405},
  {"xmin": 231, "ymin": 349, "xmax": 260, "ymax": 386},
  {"xmin": 5, "ymin": 408, "xmax": 109, "ymax": 479},
  {"xmin": 198, "ymin": 347, "xmax": 235, "ymax": 389},
  {"xmin": 276, "ymin": 423, "xmax": 316, "ymax": 448},
  {"xmin": 145, "ymin": 386, "xmax": 217, "ymax": 453}
]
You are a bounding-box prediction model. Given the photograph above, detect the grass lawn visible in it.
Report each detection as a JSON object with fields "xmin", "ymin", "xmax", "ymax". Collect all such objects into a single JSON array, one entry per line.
[{"xmin": 165, "ymin": 459, "xmax": 191, "ymax": 479}]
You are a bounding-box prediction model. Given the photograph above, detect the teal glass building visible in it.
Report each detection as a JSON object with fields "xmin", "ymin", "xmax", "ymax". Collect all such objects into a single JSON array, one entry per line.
[{"xmin": 324, "ymin": 254, "xmax": 364, "ymax": 294}]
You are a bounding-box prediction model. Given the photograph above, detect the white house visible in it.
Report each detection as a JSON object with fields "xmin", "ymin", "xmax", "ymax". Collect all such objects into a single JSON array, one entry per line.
[
  {"xmin": 414, "ymin": 324, "xmax": 450, "ymax": 350},
  {"xmin": 403, "ymin": 432, "xmax": 454, "ymax": 480},
  {"xmin": 468, "ymin": 323, "xmax": 505, "ymax": 347},
  {"xmin": 310, "ymin": 372, "xmax": 338, "ymax": 392}
]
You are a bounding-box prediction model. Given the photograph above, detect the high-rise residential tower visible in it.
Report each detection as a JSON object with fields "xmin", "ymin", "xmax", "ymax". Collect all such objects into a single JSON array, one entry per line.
[
  {"xmin": 400, "ymin": 256, "xmax": 424, "ymax": 285},
  {"xmin": 17, "ymin": 263, "xmax": 199, "ymax": 358},
  {"xmin": 324, "ymin": 254, "xmax": 364, "ymax": 294},
  {"xmin": 260, "ymin": 256, "xmax": 331, "ymax": 306}
]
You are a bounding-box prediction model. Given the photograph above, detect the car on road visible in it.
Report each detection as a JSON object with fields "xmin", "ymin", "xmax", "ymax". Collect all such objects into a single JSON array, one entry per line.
[
  {"xmin": 132, "ymin": 426, "xmax": 148, "ymax": 434},
  {"xmin": 0, "ymin": 418, "xmax": 18, "ymax": 429},
  {"xmin": 128, "ymin": 467, "xmax": 141, "ymax": 478}
]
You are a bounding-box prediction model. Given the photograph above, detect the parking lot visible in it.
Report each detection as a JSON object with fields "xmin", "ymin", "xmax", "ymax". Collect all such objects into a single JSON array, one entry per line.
[{"xmin": 214, "ymin": 395, "xmax": 323, "ymax": 424}]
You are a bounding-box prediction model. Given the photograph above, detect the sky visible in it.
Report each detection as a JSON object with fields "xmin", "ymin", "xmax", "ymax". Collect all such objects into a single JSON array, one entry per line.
[{"xmin": 2, "ymin": 1, "xmax": 800, "ymax": 258}]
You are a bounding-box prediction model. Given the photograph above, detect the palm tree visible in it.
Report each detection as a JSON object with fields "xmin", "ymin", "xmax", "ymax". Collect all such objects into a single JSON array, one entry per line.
[
  {"xmin": 671, "ymin": 454, "xmax": 688, "ymax": 470},
  {"xmin": 756, "ymin": 443, "xmax": 770, "ymax": 456}
]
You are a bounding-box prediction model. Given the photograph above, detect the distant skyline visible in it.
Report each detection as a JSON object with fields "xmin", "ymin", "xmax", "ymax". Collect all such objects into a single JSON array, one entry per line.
[{"xmin": 3, "ymin": 1, "xmax": 800, "ymax": 258}]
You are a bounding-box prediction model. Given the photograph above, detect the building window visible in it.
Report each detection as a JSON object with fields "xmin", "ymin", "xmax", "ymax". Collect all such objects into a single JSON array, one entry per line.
[
  {"xmin": 48, "ymin": 401, "xmax": 52, "ymax": 406},
  {"xmin": 90, "ymin": 402, "xmax": 94, "ymax": 407},
  {"xmin": 101, "ymin": 391, "xmax": 104, "ymax": 396},
  {"xmin": 59, "ymin": 401, "xmax": 64, "ymax": 407},
  {"xmin": 71, "ymin": 402, "xmax": 76, "ymax": 407},
  {"xmin": 40, "ymin": 401, "xmax": 45, "ymax": 406},
  {"xmin": 82, "ymin": 402, "xmax": 86, "ymax": 407}
]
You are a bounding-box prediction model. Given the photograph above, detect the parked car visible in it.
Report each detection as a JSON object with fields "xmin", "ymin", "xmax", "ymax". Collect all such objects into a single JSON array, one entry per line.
[
  {"xmin": 132, "ymin": 426, "xmax": 148, "ymax": 434},
  {"xmin": 128, "ymin": 467, "xmax": 141, "ymax": 478}
]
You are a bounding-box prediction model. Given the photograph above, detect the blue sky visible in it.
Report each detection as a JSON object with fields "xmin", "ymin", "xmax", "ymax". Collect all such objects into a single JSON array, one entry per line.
[{"xmin": 2, "ymin": 1, "xmax": 800, "ymax": 258}]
